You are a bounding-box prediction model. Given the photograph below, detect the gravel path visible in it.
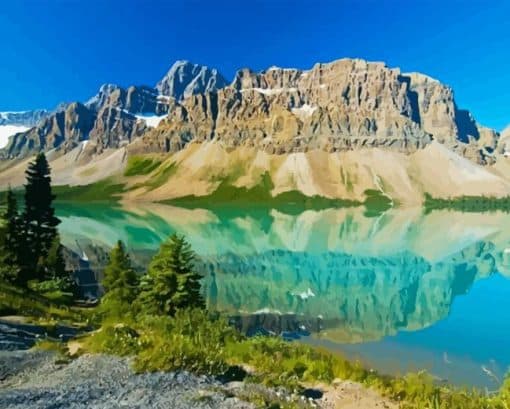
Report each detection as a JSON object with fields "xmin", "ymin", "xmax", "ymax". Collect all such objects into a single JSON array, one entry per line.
[{"xmin": 0, "ymin": 351, "xmax": 254, "ymax": 409}]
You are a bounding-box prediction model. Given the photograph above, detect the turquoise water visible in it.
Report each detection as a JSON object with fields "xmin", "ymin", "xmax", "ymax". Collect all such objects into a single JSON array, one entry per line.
[{"xmin": 55, "ymin": 202, "xmax": 510, "ymax": 389}]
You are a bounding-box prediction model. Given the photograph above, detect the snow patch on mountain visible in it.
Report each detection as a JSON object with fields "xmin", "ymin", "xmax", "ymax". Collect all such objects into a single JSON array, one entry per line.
[
  {"xmin": 0, "ymin": 125, "xmax": 29, "ymax": 148},
  {"xmin": 241, "ymin": 87, "xmax": 298, "ymax": 96},
  {"xmin": 135, "ymin": 114, "xmax": 167, "ymax": 128},
  {"xmin": 292, "ymin": 104, "xmax": 317, "ymax": 120}
]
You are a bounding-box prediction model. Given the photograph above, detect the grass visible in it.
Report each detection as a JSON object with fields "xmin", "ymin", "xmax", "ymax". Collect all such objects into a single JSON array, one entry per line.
[
  {"xmin": 124, "ymin": 156, "xmax": 162, "ymax": 177},
  {"xmin": 145, "ymin": 162, "xmax": 178, "ymax": 190},
  {"xmin": 424, "ymin": 193, "xmax": 510, "ymax": 213},
  {"xmin": 5, "ymin": 275, "xmax": 509, "ymax": 409},
  {"xmin": 79, "ymin": 308, "xmax": 510, "ymax": 409},
  {"xmin": 363, "ymin": 189, "xmax": 393, "ymax": 217},
  {"xmin": 166, "ymin": 172, "xmax": 362, "ymax": 211},
  {"xmin": 0, "ymin": 280, "xmax": 89, "ymax": 324},
  {"xmin": 52, "ymin": 179, "xmax": 125, "ymax": 203}
]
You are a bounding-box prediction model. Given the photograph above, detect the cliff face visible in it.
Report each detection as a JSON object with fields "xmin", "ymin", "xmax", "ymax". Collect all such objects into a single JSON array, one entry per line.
[{"xmin": 133, "ymin": 59, "xmax": 497, "ymax": 165}]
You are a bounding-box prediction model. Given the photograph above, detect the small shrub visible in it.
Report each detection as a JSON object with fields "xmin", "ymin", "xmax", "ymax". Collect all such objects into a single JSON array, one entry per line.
[
  {"xmin": 85, "ymin": 324, "xmax": 142, "ymax": 356},
  {"xmin": 134, "ymin": 309, "xmax": 238, "ymax": 375}
]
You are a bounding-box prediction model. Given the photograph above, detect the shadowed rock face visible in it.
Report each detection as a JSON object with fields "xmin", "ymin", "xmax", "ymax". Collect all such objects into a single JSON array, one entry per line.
[{"xmin": 85, "ymin": 84, "xmax": 169, "ymax": 115}]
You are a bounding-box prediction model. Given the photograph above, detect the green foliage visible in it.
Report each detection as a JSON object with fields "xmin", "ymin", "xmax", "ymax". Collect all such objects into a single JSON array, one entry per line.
[
  {"xmin": 124, "ymin": 155, "xmax": 162, "ymax": 176},
  {"xmin": 226, "ymin": 336, "xmax": 358, "ymax": 389},
  {"xmin": 38, "ymin": 235, "xmax": 74, "ymax": 290},
  {"xmin": 134, "ymin": 309, "xmax": 238, "ymax": 375},
  {"xmin": 85, "ymin": 324, "xmax": 142, "ymax": 357},
  {"xmin": 100, "ymin": 241, "xmax": 139, "ymax": 320},
  {"xmin": 0, "ymin": 280, "xmax": 85, "ymax": 322},
  {"xmin": 0, "ymin": 187, "xmax": 22, "ymax": 283},
  {"xmin": 0, "ymin": 155, "xmax": 76, "ymax": 294},
  {"xmin": 0, "ymin": 161, "xmax": 73, "ymax": 289},
  {"xmin": 84, "ymin": 309, "xmax": 239, "ymax": 375},
  {"xmin": 53, "ymin": 179, "xmax": 125, "ymax": 203},
  {"xmin": 136, "ymin": 234, "xmax": 205, "ymax": 316},
  {"xmin": 18, "ymin": 153, "xmax": 62, "ymax": 284},
  {"xmin": 144, "ymin": 162, "xmax": 178, "ymax": 190},
  {"xmin": 168, "ymin": 172, "xmax": 361, "ymax": 210},
  {"xmin": 363, "ymin": 189, "xmax": 393, "ymax": 217},
  {"xmin": 28, "ymin": 279, "xmax": 75, "ymax": 304},
  {"xmin": 424, "ymin": 192, "xmax": 510, "ymax": 213}
]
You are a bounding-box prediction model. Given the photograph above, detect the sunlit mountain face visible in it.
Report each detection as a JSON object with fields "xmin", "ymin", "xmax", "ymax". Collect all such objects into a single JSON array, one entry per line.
[{"xmin": 56, "ymin": 203, "xmax": 510, "ymax": 388}]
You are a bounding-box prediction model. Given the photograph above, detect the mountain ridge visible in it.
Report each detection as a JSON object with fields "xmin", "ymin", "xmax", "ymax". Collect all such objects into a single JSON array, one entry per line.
[{"xmin": 0, "ymin": 57, "xmax": 509, "ymax": 204}]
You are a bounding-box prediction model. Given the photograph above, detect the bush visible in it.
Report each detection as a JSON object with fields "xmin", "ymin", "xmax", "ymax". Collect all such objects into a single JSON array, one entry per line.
[
  {"xmin": 226, "ymin": 336, "xmax": 357, "ymax": 389},
  {"xmin": 85, "ymin": 324, "xmax": 142, "ymax": 357},
  {"xmin": 134, "ymin": 309, "xmax": 238, "ymax": 375}
]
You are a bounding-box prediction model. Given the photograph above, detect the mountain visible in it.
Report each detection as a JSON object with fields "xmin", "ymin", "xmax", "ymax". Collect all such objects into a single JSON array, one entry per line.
[
  {"xmin": 500, "ymin": 125, "xmax": 510, "ymax": 154},
  {"xmin": 0, "ymin": 57, "xmax": 509, "ymax": 204},
  {"xmin": 155, "ymin": 60, "xmax": 228, "ymax": 100},
  {"xmin": 135, "ymin": 59, "xmax": 496, "ymax": 164},
  {"xmin": 2, "ymin": 103, "xmax": 95, "ymax": 158},
  {"xmin": 0, "ymin": 110, "xmax": 50, "ymax": 149},
  {"xmin": 0, "ymin": 61, "xmax": 226, "ymax": 159},
  {"xmin": 0, "ymin": 110, "xmax": 50, "ymax": 127}
]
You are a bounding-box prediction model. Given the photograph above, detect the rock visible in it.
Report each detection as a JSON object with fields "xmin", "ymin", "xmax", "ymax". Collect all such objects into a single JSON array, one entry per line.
[
  {"xmin": 0, "ymin": 57, "xmax": 504, "ymax": 172},
  {"xmin": 156, "ymin": 60, "xmax": 228, "ymax": 100},
  {"xmin": 133, "ymin": 58, "xmax": 494, "ymax": 164},
  {"xmin": 0, "ymin": 351, "xmax": 255, "ymax": 409},
  {"xmin": 1, "ymin": 102, "xmax": 95, "ymax": 159}
]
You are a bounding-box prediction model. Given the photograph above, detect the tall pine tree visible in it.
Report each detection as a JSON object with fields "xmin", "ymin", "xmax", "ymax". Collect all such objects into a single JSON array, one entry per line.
[
  {"xmin": 22, "ymin": 153, "xmax": 60, "ymax": 281},
  {"xmin": 137, "ymin": 234, "xmax": 204, "ymax": 316},
  {"xmin": 0, "ymin": 187, "xmax": 22, "ymax": 283}
]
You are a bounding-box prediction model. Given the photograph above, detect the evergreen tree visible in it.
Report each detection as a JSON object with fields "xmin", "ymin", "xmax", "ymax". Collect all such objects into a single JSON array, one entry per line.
[
  {"xmin": 44, "ymin": 235, "xmax": 67, "ymax": 280},
  {"xmin": 0, "ymin": 187, "xmax": 21, "ymax": 283},
  {"xmin": 100, "ymin": 241, "xmax": 139, "ymax": 318},
  {"xmin": 22, "ymin": 153, "xmax": 60, "ymax": 281},
  {"xmin": 137, "ymin": 234, "xmax": 204, "ymax": 316},
  {"xmin": 37, "ymin": 234, "xmax": 76, "ymax": 292}
]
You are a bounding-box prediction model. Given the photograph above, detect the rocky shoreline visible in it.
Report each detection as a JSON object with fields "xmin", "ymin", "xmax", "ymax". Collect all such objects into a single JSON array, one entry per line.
[
  {"xmin": 0, "ymin": 351, "xmax": 257, "ymax": 409},
  {"xmin": 0, "ymin": 318, "xmax": 398, "ymax": 409}
]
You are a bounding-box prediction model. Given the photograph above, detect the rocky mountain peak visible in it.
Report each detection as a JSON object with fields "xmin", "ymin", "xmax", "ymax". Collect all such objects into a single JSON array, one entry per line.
[
  {"xmin": 0, "ymin": 57, "xmax": 506, "ymax": 167},
  {"xmin": 85, "ymin": 84, "xmax": 122, "ymax": 112},
  {"xmin": 134, "ymin": 57, "xmax": 499, "ymax": 164},
  {"xmin": 155, "ymin": 60, "xmax": 228, "ymax": 100}
]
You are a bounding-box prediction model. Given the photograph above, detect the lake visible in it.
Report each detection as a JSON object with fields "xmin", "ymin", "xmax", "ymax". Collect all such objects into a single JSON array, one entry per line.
[{"xmin": 55, "ymin": 202, "xmax": 510, "ymax": 389}]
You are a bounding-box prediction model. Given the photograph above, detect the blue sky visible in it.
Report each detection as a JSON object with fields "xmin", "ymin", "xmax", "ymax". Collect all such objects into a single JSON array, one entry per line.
[{"xmin": 0, "ymin": 0, "xmax": 509, "ymax": 130}]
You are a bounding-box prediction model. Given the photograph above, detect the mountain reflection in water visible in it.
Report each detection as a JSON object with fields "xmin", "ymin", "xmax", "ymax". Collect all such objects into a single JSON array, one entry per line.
[{"xmin": 56, "ymin": 203, "xmax": 510, "ymax": 388}]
